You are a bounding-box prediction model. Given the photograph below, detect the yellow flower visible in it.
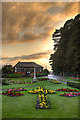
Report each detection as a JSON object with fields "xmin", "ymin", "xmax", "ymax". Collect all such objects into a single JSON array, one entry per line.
[
  {"xmin": 45, "ymin": 106, "xmax": 48, "ymax": 108},
  {"xmin": 39, "ymin": 103, "xmax": 43, "ymax": 106},
  {"xmin": 42, "ymin": 102, "xmax": 46, "ymax": 104},
  {"xmin": 42, "ymin": 94, "xmax": 44, "ymax": 97},
  {"xmin": 39, "ymin": 94, "xmax": 41, "ymax": 97},
  {"xmin": 40, "ymin": 105, "xmax": 43, "ymax": 107}
]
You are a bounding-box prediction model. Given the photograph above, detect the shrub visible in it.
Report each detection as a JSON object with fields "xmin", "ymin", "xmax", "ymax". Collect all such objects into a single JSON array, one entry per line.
[
  {"xmin": 5, "ymin": 73, "xmax": 23, "ymax": 78},
  {"xmin": 67, "ymin": 81, "xmax": 80, "ymax": 89},
  {"xmin": 36, "ymin": 73, "xmax": 48, "ymax": 77},
  {"xmin": 38, "ymin": 78, "xmax": 49, "ymax": 81},
  {"xmin": 2, "ymin": 79, "xmax": 9, "ymax": 85}
]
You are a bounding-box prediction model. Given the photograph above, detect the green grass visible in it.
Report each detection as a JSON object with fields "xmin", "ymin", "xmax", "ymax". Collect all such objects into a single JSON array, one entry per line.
[
  {"xmin": 66, "ymin": 77, "xmax": 80, "ymax": 82},
  {"xmin": 59, "ymin": 79, "xmax": 67, "ymax": 82},
  {"xmin": 2, "ymin": 80, "xmax": 79, "ymax": 118}
]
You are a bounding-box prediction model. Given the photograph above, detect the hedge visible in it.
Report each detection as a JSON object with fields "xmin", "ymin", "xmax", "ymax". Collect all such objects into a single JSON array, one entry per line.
[
  {"xmin": 38, "ymin": 78, "xmax": 49, "ymax": 81},
  {"xmin": 67, "ymin": 81, "xmax": 80, "ymax": 89},
  {"xmin": 4, "ymin": 73, "xmax": 23, "ymax": 78},
  {"xmin": 36, "ymin": 73, "xmax": 48, "ymax": 77},
  {"xmin": 2, "ymin": 79, "xmax": 9, "ymax": 85}
]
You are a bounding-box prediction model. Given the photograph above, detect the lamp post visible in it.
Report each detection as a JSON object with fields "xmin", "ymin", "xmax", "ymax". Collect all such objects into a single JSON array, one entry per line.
[{"xmin": 33, "ymin": 67, "xmax": 37, "ymax": 82}]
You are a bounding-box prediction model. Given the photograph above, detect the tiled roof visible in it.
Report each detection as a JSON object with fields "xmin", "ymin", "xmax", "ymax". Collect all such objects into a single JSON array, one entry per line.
[{"xmin": 14, "ymin": 62, "xmax": 43, "ymax": 68}]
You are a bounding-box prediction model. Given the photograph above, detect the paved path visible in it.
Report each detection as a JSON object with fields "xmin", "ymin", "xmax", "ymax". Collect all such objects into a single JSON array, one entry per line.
[
  {"xmin": 48, "ymin": 74, "xmax": 77, "ymax": 81},
  {"xmin": 48, "ymin": 74, "xmax": 62, "ymax": 80},
  {"xmin": 47, "ymin": 74, "xmax": 76, "ymax": 84}
]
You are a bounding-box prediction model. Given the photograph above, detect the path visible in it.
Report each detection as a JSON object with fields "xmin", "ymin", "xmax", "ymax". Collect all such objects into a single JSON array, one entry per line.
[{"xmin": 47, "ymin": 74, "xmax": 74, "ymax": 84}]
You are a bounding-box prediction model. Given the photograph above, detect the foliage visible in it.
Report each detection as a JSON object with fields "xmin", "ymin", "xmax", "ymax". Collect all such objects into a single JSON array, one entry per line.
[
  {"xmin": 38, "ymin": 78, "xmax": 49, "ymax": 81},
  {"xmin": 36, "ymin": 69, "xmax": 49, "ymax": 77},
  {"xmin": 36, "ymin": 72, "xmax": 47, "ymax": 77},
  {"xmin": 2, "ymin": 79, "xmax": 9, "ymax": 85},
  {"xmin": 49, "ymin": 14, "xmax": 80, "ymax": 76},
  {"xmin": 2, "ymin": 65, "xmax": 14, "ymax": 75},
  {"xmin": 43, "ymin": 69, "xmax": 50, "ymax": 75},
  {"xmin": 4, "ymin": 73, "xmax": 23, "ymax": 78},
  {"xmin": 67, "ymin": 81, "xmax": 80, "ymax": 89}
]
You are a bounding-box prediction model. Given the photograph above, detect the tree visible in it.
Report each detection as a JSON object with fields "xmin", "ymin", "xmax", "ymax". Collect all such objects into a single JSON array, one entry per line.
[
  {"xmin": 65, "ymin": 14, "xmax": 80, "ymax": 76},
  {"xmin": 2, "ymin": 65, "xmax": 13, "ymax": 74},
  {"xmin": 49, "ymin": 14, "xmax": 80, "ymax": 77},
  {"xmin": 43, "ymin": 69, "xmax": 50, "ymax": 75}
]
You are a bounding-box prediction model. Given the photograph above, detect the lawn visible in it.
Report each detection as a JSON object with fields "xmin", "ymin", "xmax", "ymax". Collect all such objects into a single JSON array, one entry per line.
[
  {"xmin": 1, "ymin": 78, "xmax": 80, "ymax": 119},
  {"xmin": 66, "ymin": 77, "xmax": 80, "ymax": 82}
]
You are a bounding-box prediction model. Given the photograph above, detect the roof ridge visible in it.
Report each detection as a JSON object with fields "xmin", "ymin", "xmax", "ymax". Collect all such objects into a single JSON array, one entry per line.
[{"xmin": 14, "ymin": 61, "xmax": 43, "ymax": 68}]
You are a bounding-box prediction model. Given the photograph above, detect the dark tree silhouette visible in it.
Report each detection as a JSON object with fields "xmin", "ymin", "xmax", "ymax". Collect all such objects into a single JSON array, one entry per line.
[{"xmin": 49, "ymin": 14, "xmax": 80, "ymax": 77}]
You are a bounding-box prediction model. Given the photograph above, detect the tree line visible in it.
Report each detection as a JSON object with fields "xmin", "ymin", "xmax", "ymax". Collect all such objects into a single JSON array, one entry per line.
[{"xmin": 49, "ymin": 14, "xmax": 80, "ymax": 77}]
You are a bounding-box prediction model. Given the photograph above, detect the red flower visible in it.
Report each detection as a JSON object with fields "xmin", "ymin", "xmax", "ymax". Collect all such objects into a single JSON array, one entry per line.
[
  {"xmin": 75, "ymin": 90, "xmax": 78, "ymax": 92},
  {"xmin": 58, "ymin": 89, "xmax": 60, "ymax": 91},
  {"xmin": 78, "ymin": 92, "xmax": 80, "ymax": 95}
]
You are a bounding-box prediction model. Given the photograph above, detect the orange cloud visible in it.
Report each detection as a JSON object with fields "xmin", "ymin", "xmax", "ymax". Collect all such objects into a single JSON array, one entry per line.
[
  {"xmin": 2, "ymin": 50, "xmax": 52, "ymax": 61},
  {"xmin": 2, "ymin": 2, "xmax": 78, "ymax": 45}
]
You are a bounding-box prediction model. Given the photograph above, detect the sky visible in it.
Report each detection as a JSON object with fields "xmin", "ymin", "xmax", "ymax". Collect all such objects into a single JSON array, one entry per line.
[{"xmin": 1, "ymin": 2, "xmax": 78, "ymax": 70}]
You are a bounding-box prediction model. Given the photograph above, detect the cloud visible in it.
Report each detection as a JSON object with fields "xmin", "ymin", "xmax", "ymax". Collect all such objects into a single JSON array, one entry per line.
[
  {"xmin": 1, "ymin": 50, "xmax": 52, "ymax": 62},
  {"xmin": 20, "ymin": 30, "xmax": 51, "ymax": 43},
  {"xmin": 2, "ymin": 2, "xmax": 78, "ymax": 45},
  {"xmin": 60, "ymin": 2, "xmax": 78, "ymax": 18}
]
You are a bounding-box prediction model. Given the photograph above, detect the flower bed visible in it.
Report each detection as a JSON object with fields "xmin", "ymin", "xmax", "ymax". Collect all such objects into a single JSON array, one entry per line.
[
  {"xmin": 2, "ymin": 88, "xmax": 27, "ymax": 97},
  {"xmin": 60, "ymin": 92, "xmax": 80, "ymax": 97},
  {"xmin": 36, "ymin": 94, "xmax": 51, "ymax": 109},
  {"xmin": 67, "ymin": 81, "xmax": 80, "ymax": 89},
  {"xmin": 51, "ymin": 80, "xmax": 61, "ymax": 84},
  {"xmin": 38, "ymin": 78, "xmax": 49, "ymax": 81},
  {"xmin": 29, "ymin": 86, "xmax": 56, "ymax": 94},
  {"xmin": 8, "ymin": 79, "xmax": 34, "ymax": 84},
  {"xmin": 2, "ymin": 90, "xmax": 24, "ymax": 97},
  {"xmin": 56, "ymin": 88, "xmax": 78, "ymax": 92}
]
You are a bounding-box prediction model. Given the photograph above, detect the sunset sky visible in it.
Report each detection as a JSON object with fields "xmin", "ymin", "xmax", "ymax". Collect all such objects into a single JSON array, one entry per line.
[{"xmin": 2, "ymin": 2, "xmax": 78, "ymax": 70}]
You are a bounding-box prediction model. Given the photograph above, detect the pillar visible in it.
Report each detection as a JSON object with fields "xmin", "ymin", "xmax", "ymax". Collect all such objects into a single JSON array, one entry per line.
[{"xmin": 33, "ymin": 67, "xmax": 37, "ymax": 82}]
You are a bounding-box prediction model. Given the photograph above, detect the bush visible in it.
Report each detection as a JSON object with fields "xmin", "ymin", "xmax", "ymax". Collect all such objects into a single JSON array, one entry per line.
[
  {"xmin": 2, "ymin": 79, "xmax": 9, "ymax": 85},
  {"xmin": 67, "ymin": 81, "xmax": 80, "ymax": 89},
  {"xmin": 5, "ymin": 73, "xmax": 23, "ymax": 78},
  {"xmin": 38, "ymin": 78, "xmax": 49, "ymax": 81},
  {"xmin": 36, "ymin": 73, "xmax": 48, "ymax": 77}
]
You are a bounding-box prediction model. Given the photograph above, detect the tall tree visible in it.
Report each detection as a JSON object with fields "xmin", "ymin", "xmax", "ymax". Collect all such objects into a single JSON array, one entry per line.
[
  {"xmin": 2, "ymin": 65, "xmax": 13, "ymax": 74},
  {"xmin": 50, "ymin": 14, "xmax": 80, "ymax": 76}
]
